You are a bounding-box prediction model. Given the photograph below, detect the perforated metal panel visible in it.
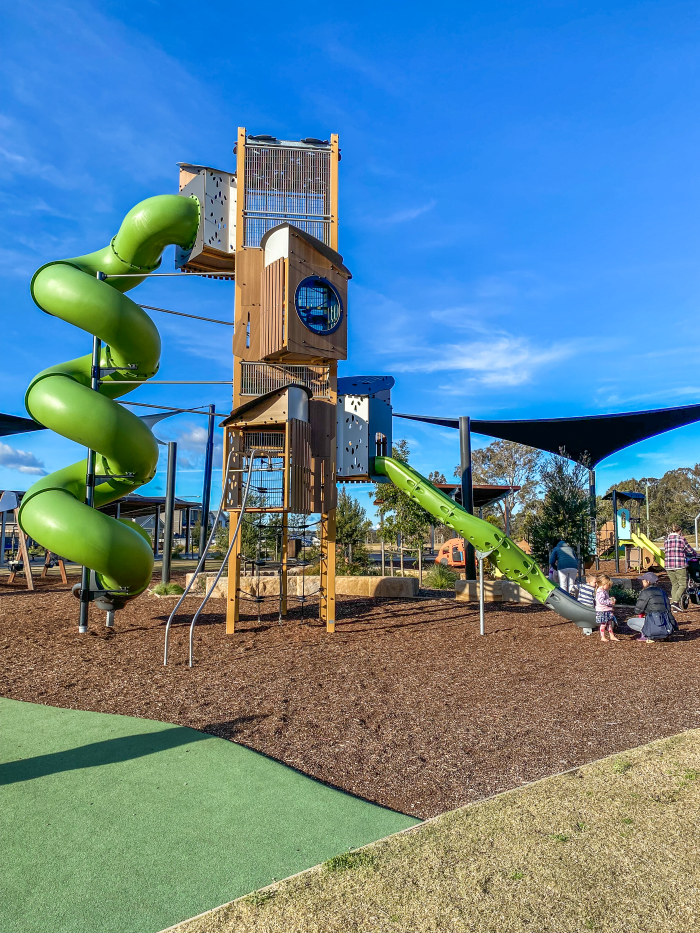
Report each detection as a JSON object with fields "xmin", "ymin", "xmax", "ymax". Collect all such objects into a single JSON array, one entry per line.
[
  {"xmin": 336, "ymin": 393, "xmax": 393, "ymax": 482},
  {"xmin": 175, "ymin": 166, "xmax": 236, "ymax": 273}
]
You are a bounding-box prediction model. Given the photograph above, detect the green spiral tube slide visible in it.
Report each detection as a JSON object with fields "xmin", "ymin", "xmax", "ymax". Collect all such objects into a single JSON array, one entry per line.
[
  {"xmin": 374, "ymin": 456, "xmax": 597, "ymax": 628},
  {"xmin": 18, "ymin": 195, "xmax": 200, "ymax": 599}
]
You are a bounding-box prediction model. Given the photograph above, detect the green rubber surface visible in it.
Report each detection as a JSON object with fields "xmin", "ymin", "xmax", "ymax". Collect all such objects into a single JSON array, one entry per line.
[{"xmin": 0, "ymin": 699, "xmax": 418, "ymax": 933}]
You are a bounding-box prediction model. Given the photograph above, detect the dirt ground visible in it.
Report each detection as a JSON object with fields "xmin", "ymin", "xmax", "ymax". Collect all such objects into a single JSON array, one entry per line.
[{"xmin": 2, "ymin": 574, "xmax": 700, "ymax": 819}]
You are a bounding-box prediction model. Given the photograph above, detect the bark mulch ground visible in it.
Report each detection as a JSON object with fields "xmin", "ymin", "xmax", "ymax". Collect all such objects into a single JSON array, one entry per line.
[{"xmin": 2, "ymin": 576, "xmax": 700, "ymax": 819}]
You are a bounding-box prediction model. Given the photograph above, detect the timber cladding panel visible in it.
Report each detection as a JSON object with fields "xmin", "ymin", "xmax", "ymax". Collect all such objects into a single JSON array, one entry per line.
[
  {"xmin": 309, "ymin": 398, "xmax": 336, "ymax": 513},
  {"xmin": 260, "ymin": 257, "xmax": 286, "ymax": 359},
  {"xmin": 260, "ymin": 230, "xmax": 349, "ymax": 362},
  {"xmin": 289, "ymin": 418, "xmax": 312, "ymax": 513},
  {"xmin": 232, "ymin": 248, "xmax": 264, "ymax": 360}
]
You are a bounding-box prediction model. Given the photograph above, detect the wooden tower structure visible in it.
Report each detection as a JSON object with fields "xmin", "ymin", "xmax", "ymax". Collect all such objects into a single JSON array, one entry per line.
[{"xmin": 179, "ymin": 130, "xmax": 345, "ymax": 633}]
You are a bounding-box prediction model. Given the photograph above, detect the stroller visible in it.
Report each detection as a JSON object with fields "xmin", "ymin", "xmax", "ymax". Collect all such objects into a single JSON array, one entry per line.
[{"xmin": 680, "ymin": 558, "xmax": 700, "ymax": 610}]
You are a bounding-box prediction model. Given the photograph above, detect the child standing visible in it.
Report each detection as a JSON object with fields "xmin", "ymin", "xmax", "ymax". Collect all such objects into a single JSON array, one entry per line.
[
  {"xmin": 577, "ymin": 572, "xmax": 596, "ymax": 610},
  {"xmin": 595, "ymin": 574, "xmax": 619, "ymax": 642}
]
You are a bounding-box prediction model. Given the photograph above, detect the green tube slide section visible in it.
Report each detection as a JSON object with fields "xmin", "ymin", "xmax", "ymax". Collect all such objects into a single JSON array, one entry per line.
[
  {"xmin": 18, "ymin": 195, "xmax": 200, "ymax": 599},
  {"xmin": 374, "ymin": 456, "xmax": 597, "ymax": 628}
]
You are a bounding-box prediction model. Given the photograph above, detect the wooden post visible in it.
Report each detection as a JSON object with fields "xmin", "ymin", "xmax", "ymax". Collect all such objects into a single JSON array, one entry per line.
[
  {"xmin": 281, "ymin": 513, "xmax": 289, "ymax": 618},
  {"xmin": 280, "ymin": 420, "xmax": 291, "ymax": 617},
  {"xmin": 224, "ymin": 426, "xmax": 241, "ymax": 635},
  {"xmin": 320, "ymin": 509, "xmax": 336, "ymax": 633},
  {"xmin": 40, "ymin": 552, "xmax": 69, "ymax": 585},
  {"xmin": 330, "ymin": 133, "xmax": 339, "ymax": 252},
  {"xmin": 226, "ymin": 510, "xmax": 241, "ymax": 634},
  {"xmin": 9, "ymin": 510, "xmax": 34, "ymax": 591}
]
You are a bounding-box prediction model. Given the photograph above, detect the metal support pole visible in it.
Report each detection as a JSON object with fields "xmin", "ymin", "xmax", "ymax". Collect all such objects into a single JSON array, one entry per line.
[
  {"xmin": 161, "ymin": 441, "xmax": 177, "ymax": 584},
  {"xmin": 612, "ymin": 489, "xmax": 620, "ymax": 574},
  {"xmin": 478, "ymin": 554, "xmax": 485, "ymax": 636},
  {"xmin": 199, "ymin": 403, "xmax": 215, "ymax": 561},
  {"xmin": 0, "ymin": 510, "xmax": 5, "ymax": 566},
  {"xmin": 185, "ymin": 507, "xmax": 191, "ymax": 557},
  {"xmin": 459, "ymin": 416, "xmax": 476, "ymax": 580},
  {"xmin": 589, "ymin": 469, "xmax": 599, "ymax": 570},
  {"xmin": 694, "ymin": 511, "xmax": 700, "ymax": 549},
  {"xmin": 79, "ymin": 320, "xmax": 103, "ymax": 633}
]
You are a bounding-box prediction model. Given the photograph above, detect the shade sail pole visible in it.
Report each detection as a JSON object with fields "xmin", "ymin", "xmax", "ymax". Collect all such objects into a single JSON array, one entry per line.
[
  {"xmin": 459, "ymin": 416, "xmax": 477, "ymax": 581},
  {"xmin": 589, "ymin": 469, "xmax": 598, "ymax": 570}
]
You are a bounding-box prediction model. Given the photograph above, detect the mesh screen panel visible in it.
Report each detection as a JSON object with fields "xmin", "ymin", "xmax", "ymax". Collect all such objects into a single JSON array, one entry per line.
[{"xmin": 243, "ymin": 143, "xmax": 331, "ymax": 247}]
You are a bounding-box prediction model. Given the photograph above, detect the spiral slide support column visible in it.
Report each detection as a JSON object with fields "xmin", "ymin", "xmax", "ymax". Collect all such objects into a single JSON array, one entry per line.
[
  {"xmin": 18, "ymin": 196, "xmax": 200, "ymax": 606},
  {"xmin": 374, "ymin": 456, "xmax": 597, "ymax": 628}
]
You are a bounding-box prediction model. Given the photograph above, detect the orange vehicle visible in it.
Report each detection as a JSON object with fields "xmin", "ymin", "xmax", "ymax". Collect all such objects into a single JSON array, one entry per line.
[{"xmin": 435, "ymin": 537, "xmax": 466, "ymax": 569}]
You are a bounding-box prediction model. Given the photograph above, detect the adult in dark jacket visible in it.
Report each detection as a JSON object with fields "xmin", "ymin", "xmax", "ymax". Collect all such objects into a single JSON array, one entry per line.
[{"xmin": 628, "ymin": 572, "xmax": 676, "ymax": 642}]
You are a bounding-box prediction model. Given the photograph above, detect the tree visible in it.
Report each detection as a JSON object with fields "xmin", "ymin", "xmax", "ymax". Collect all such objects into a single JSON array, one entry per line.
[
  {"xmin": 525, "ymin": 456, "xmax": 590, "ymax": 564},
  {"xmin": 336, "ymin": 488, "xmax": 372, "ymax": 565},
  {"xmin": 454, "ymin": 439, "xmax": 542, "ymax": 537},
  {"xmin": 428, "ymin": 470, "xmax": 446, "ymax": 484},
  {"xmin": 373, "ymin": 439, "xmax": 434, "ymax": 573}
]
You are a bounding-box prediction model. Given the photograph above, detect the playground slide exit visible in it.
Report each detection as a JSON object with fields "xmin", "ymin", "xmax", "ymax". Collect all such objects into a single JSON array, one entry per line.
[
  {"xmin": 374, "ymin": 457, "xmax": 596, "ymax": 628},
  {"xmin": 18, "ymin": 196, "xmax": 200, "ymax": 599}
]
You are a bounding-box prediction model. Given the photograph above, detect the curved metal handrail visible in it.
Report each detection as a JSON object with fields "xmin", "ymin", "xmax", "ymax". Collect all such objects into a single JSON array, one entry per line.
[
  {"xmin": 188, "ymin": 454, "xmax": 258, "ymax": 666},
  {"xmin": 163, "ymin": 445, "xmax": 239, "ymax": 665}
]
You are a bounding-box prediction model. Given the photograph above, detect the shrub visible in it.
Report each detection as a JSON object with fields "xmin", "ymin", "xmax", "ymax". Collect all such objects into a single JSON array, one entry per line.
[
  {"xmin": 610, "ymin": 584, "xmax": 636, "ymax": 605},
  {"xmin": 152, "ymin": 582, "xmax": 185, "ymax": 596},
  {"xmin": 424, "ymin": 562, "xmax": 459, "ymax": 589}
]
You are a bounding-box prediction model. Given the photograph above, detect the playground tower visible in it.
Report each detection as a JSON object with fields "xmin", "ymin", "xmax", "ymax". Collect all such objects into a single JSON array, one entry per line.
[{"xmin": 176, "ymin": 130, "xmax": 392, "ymax": 634}]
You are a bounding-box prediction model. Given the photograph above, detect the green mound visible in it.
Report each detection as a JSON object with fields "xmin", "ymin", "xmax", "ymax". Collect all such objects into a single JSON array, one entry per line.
[{"xmin": 0, "ymin": 699, "xmax": 417, "ymax": 933}]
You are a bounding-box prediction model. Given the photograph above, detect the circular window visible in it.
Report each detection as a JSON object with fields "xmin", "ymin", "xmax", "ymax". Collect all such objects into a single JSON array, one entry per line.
[{"xmin": 294, "ymin": 276, "xmax": 343, "ymax": 335}]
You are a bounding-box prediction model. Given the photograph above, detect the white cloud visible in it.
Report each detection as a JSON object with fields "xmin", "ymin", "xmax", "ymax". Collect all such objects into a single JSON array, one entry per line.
[
  {"xmin": 389, "ymin": 336, "xmax": 574, "ymax": 387},
  {"xmin": 378, "ymin": 200, "xmax": 437, "ymax": 224},
  {"xmin": 0, "ymin": 441, "xmax": 46, "ymax": 475}
]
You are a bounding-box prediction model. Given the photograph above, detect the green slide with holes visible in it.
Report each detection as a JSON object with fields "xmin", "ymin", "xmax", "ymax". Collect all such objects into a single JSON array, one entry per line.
[
  {"xmin": 18, "ymin": 195, "xmax": 200, "ymax": 599},
  {"xmin": 374, "ymin": 456, "xmax": 596, "ymax": 627}
]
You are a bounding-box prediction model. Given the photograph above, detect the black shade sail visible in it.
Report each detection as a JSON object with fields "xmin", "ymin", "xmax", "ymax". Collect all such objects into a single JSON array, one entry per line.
[
  {"xmin": 0, "ymin": 413, "xmax": 44, "ymax": 439},
  {"xmin": 394, "ymin": 402, "xmax": 700, "ymax": 468}
]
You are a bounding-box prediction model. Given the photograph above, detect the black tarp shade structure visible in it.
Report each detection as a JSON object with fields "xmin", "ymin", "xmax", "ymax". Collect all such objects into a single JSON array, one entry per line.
[
  {"xmin": 394, "ymin": 402, "xmax": 700, "ymax": 468},
  {"xmin": 0, "ymin": 413, "xmax": 44, "ymax": 438}
]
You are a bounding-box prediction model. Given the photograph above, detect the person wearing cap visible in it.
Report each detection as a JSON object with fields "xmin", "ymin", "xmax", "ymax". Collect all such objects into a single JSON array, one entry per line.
[
  {"xmin": 628, "ymin": 572, "xmax": 677, "ymax": 642},
  {"xmin": 664, "ymin": 523, "xmax": 697, "ymax": 611}
]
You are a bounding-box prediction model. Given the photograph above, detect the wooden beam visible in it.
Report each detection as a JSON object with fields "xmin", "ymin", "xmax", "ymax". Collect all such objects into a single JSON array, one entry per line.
[{"xmin": 330, "ymin": 133, "xmax": 339, "ymax": 252}]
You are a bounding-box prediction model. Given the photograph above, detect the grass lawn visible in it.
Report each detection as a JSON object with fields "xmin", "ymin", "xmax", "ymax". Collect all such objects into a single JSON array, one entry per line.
[
  {"xmin": 0, "ymin": 699, "xmax": 417, "ymax": 933},
  {"xmin": 170, "ymin": 730, "xmax": 700, "ymax": 933}
]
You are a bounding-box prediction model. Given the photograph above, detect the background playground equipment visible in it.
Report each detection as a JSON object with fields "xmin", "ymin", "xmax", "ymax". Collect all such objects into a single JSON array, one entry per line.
[
  {"xmin": 18, "ymin": 195, "xmax": 200, "ymax": 627},
  {"xmin": 0, "ymin": 490, "xmax": 34, "ymax": 591},
  {"xmin": 601, "ymin": 487, "xmax": 648, "ymax": 572}
]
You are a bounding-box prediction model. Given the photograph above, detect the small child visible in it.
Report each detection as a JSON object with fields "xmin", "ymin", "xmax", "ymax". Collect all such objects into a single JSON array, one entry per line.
[
  {"xmin": 577, "ymin": 573, "xmax": 596, "ymax": 610},
  {"xmin": 595, "ymin": 574, "xmax": 618, "ymax": 642}
]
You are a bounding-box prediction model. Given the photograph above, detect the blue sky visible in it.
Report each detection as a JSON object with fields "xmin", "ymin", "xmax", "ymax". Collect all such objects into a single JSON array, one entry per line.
[{"xmin": 3, "ymin": 0, "xmax": 700, "ymax": 512}]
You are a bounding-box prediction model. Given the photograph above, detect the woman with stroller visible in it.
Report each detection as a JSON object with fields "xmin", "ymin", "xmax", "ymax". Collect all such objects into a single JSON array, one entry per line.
[{"xmin": 628, "ymin": 571, "xmax": 677, "ymax": 642}]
